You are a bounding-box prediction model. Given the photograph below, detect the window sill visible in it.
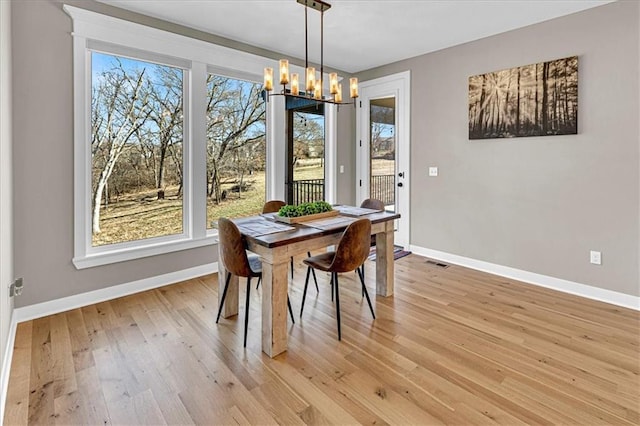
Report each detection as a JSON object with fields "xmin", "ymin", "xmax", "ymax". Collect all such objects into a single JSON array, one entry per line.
[{"xmin": 73, "ymin": 234, "xmax": 219, "ymax": 270}]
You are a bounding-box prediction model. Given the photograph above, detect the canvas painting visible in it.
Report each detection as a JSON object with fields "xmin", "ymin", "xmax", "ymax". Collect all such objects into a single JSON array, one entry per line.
[{"xmin": 469, "ymin": 56, "xmax": 578, "ymax": 139}]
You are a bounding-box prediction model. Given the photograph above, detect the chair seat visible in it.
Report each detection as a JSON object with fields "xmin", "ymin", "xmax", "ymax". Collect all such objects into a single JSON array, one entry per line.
[
  {"xmin": 302, "ymin": 251, "xmax": 335, "ymax": 272},
  {"xmin": 247, "ymin": 254, "xmax": 262, "ymax": 276},
  {"xmin": 299, "ymin": 218, "xmax": 375, "ymax": 341}
]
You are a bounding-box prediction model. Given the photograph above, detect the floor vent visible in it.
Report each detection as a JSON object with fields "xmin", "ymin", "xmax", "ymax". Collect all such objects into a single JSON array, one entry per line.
[{"xmin": 426, "ymin": 260, "xmax": 449, "ymax": 268}]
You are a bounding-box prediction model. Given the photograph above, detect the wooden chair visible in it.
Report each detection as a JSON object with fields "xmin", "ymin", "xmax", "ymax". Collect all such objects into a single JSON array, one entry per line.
[
  {"xmin": 300, "ymin": 218, "xmax": 375, "ymax": 340},
  {"xmin": 262, "ymin": 200, "xmax": 286, "ymax": 215},
  {"xmin": 360, "ymin": 197, "xmax": 385, "ymax": 213},
  {"xmin": 215, "ymin": 217, "xmax": 295, "ymax": 347},
  {"xmin": 260, "ymin": 200, "xmax": 319, "ymax": 292},
  {"xmin": 358, "ymin": 198, "xmax": 385, "ymax": 280}
]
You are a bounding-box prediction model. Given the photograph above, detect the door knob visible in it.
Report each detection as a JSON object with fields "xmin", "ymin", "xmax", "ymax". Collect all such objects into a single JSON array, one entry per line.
[
  {"xmin": 398, "ymin": 172, "xmax": 404, "ymax": 178},
  {"xmin": 397, "ymin": 182, "xmax": 403, "ymax": 187}
]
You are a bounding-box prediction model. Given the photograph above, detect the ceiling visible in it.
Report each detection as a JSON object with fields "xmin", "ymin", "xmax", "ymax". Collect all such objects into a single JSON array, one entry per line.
[{"xmin": 98, "ymin": 0, "xmax": 613, "ymax": 73}]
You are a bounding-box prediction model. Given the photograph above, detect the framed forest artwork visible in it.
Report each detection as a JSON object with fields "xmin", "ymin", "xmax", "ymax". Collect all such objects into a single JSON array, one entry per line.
[{"xmin": 469, "ymin": 56, "xmax": 578, "ymax": 139}]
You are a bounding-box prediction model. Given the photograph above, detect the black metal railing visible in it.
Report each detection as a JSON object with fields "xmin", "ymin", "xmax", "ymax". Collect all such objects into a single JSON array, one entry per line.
[
  {"xmin": 292, "ymin": 179, "xmax": 325, "ymax": 205},
  {"xmin": 291, "ymin": 174, "xmax": 395, "ymax": 206},
  {"xmin": 371, "ymin": 174, "xmax": 395, "ymax": 206}
]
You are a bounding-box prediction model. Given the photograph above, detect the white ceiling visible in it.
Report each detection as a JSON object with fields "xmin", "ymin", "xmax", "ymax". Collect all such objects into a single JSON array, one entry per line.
[{"xmin": 98, "ymin": 0, "xmax": 613, "ymax": 73}]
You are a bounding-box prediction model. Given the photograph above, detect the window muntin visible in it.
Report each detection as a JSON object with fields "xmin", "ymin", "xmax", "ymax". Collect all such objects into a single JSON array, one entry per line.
[
  {"xmin": 90, "ymin": 52, "xmax": 185, "ymax": 246},
  {"xmin": 206, "ymin": 74, "xmax": 266, "ymax": 229}
]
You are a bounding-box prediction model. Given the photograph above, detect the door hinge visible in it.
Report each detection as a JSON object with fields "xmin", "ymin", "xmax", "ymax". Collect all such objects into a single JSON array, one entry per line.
[
  {"xmin": 9, "ymin": 278, "xmax": 23, "ymax": 297},
  {"xmin": 359, "ymin": 179, "xmax": 362, "ymax": 187},
  {"xmin": 359, "ymin": 140, "xmax": 362, "ymax": 147},
  {"xmin": 359, "ymin": 101, "xmax": 362, "ymax": 108}
]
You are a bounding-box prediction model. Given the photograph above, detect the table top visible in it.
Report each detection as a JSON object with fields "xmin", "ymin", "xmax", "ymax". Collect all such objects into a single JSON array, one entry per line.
[{"xmin": 233, "ymin": 208, "xmax": 400, "ymax": 249}]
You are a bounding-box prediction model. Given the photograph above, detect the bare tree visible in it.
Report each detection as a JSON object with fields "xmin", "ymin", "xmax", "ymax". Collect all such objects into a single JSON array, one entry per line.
[
  {"xmin": 91, "ymin": 61, "xmax": 151, "ymax": 233},
  {"xmin": 206, "ymin": 75, "xmax": 265, "ymax": 203},
  {"xmin": 146, "ymin": 66, "xmax": 183, "ymax": 199}
]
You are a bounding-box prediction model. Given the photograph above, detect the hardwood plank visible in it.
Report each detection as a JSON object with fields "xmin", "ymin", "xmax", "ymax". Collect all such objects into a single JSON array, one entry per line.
[
  {"xmin": 27, "ymin": 317, "xmax": 55, "ymax": 425},
  {"xmin": 49, "ymin": 313, "xmax": 77, "ymax": 399},
  {"xmin": 4, "ymin": 253, "xmax": 639, "ymax": 425},
  {"xmin": 4, "ymin": 322, "xmax": 33, "ymax": 425},
  {"xmin": 251, "ymin": 380, "xmax": 308, "ymax": 425},
  {"xmin": 64, "ymin": 309, "xmax": 94, "ymax": 373},
  {"xmin": 74, "ymin": 366, "xmax": 112, "ymax": 426}
]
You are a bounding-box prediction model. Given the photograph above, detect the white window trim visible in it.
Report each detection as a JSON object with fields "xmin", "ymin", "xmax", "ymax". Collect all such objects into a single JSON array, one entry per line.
[{"xmin": 65, "ymin": 5, "xmax": 277, "ymax": 269}]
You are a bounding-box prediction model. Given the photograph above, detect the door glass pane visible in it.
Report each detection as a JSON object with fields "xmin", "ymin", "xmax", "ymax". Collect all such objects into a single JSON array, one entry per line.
[
  {"xmin": 369, "ymin": 97, "xmax": 396, "ymax": 212},
  {"xmin": 206, "ymin": 75, "xmax": 266, "ymax": 229},
  {"xmin": 293, "ymin": 111, "xmax": 325, "ymax": 204}
]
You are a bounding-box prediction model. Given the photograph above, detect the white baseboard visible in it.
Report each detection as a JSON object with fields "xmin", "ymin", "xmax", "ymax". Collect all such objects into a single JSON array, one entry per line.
[
  {"xmin": 409, "ymin": 245, "xmax": 639, "ymax": 311},
  {"xmin": 13, "ymin": 262, "xmax": 218, "ymax": 323},
  {"xmin": 0, "ymin": 311, "xmax": 17, "ymax": 425}
]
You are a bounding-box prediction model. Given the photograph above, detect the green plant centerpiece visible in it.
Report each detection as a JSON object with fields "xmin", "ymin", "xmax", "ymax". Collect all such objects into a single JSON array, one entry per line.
[
  {"xmin": 278, "ymin": 201, "xmax": 332, "ymax": 217},
  {"xmin": 275, "ymin": 201, "xmax": 337, "ymax": 223}
]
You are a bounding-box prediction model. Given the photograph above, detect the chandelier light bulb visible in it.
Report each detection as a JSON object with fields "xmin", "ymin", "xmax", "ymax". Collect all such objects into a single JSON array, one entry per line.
[
  {"xmin": 263, "ymin": 67, "xmax": 274, "ymax": 91},
  {"xmin": 306, "ymin": 67, "xmax": 316, "ymax": 92},
  {"xmin": 329, "ymin": 73, "xmax": 338, "ymax": 95},
  {"xmin": 350, "ymin": 77, "xmax": 359, "ymax": 98},
  {"xmin": 291, "ymin": 73, "xmax": 299, "ymax": 95},
  {"xmin": 279, "ymin": 59, "xmax": 289, "ymax": 85},
  {"xmin": 335, "ymin": 83, "xmax": 342, "ymax": 103}
]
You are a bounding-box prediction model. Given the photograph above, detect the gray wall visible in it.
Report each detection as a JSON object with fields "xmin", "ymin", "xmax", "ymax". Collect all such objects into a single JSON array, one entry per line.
[
  {"xmin": 11, "ymin": 0, "xmax": 358, "ymax": 307},
  {"xmin": 357, "ymin": 1, "xmax": 639, "ymax": 297},
  {"xmin": 335, "ymin": 104, "xmax": 356, "ymax": 205}
]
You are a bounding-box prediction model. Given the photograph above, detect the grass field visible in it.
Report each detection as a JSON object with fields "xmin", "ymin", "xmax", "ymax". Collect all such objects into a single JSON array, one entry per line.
[
  {"xmin": 93, "ymin": 160, "xmax": 393, "ymax": 247},
  {"xmin": 93, "ymin": 162, "xmax": 325, "ymax": 246}
]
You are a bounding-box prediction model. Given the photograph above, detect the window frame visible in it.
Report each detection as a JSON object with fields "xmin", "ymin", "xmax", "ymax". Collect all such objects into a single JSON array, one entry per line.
[
  {"xmin": 66, "ymin": 5, "xmax": 337, "ymax": 269},
  {"xmin": 66, "ymin": 5, "xmax": 271, "ymax": 269},
  {"xmin": 87, "ymin": 47, "xmax": 192, "ymax": 251}
]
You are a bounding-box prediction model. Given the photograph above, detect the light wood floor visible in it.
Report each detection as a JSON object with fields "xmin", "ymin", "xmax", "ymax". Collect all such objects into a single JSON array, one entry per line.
[{"xmin": 4, "ymin": 253, "xmax": 639, "ymax": 425}]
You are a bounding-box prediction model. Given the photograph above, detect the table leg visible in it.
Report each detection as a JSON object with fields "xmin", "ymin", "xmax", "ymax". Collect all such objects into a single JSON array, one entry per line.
[
  {"xmin": 375, "ymin": 220, "xmax": 395, "ymax": 297},
  {"xmin": 261, "ymin": 257, "xmax": 289, "ymax": 357},
  {"xmin": 218, "ymin": 244, "xmax": 238, "ymax": 318}
]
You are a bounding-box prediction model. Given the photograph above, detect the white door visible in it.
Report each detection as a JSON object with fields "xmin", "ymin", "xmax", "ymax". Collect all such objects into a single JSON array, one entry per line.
[{"xmin": 356, "ymin": 71, "xmax": 410, "ymax": 248}]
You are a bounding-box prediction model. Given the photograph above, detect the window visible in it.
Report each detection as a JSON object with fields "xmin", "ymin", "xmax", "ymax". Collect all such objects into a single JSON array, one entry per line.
[
  {"xmin": 206, "ymin": 75, "xmax": 266, "ymax": 229},
  {"xmin": 91, "ymin": 52, "xmax": 185, "ymax": 246},
  {"xmin": 67, "ymin": 5, "xmax": 272, "ymax": 268}
]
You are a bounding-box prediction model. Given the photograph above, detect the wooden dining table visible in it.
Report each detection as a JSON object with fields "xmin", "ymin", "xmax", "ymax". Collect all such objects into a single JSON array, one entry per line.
[{"xmin": 217, "ymin": 207, "xmax": 401, "ymax": 357}]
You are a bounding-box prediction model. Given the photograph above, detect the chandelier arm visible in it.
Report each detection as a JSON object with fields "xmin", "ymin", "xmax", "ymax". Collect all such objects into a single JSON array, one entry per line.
[
  {"xmin": 320, "ymin": 8, "xmax": 324, "ymax": 99},
  {"xmin": 265, "ymin": 0, "xmax": 357, "ymax": 106},
  {"xmin": 304, "ymin": 4, "xmax": 308, "ymax": 69},
  {"xmin": 270, "ymin": 91, "xmax": 354, "ymax": 106}
]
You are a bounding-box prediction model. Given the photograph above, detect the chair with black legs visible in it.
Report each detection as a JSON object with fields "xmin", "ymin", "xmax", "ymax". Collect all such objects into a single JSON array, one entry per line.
[
  {"xmin": 215, "ymin": 217, "xmax": 295, "ymax": 347},
  {"xmin": 299, "ymin": 218, "xmax": 375, "ymax": 341},
  {"xmin": 259, "ymin": 200, "xmax": 319, "ymax": 292}
]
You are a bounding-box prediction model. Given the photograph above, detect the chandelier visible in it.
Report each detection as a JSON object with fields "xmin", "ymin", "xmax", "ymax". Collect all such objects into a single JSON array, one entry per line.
[{"xmin": 263, "ymin": 0, "xmax": 358, "ymax": 106}]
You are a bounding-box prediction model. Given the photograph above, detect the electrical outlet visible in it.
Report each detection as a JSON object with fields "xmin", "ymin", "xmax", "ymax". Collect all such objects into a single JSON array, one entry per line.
[{"xmin": 590, "ymin": 250, "xmax": 601, "ymax": 265}]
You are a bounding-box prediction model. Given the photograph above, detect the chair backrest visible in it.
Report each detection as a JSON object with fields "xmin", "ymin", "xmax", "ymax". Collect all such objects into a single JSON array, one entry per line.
[
  {"xmin": 360, "ymin": 198, "xmax": 385, "ymax": 211},
  {"xmin": 262, "ymin": 200, "xmax": 286, "ymax": 214},
  {"xmin": 218, "ymin": 217, "xmax": 253, "ymax": 278},
  {"xmin": 330, "ymin": 218, "xmax": 372, "ymax": 273}
]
